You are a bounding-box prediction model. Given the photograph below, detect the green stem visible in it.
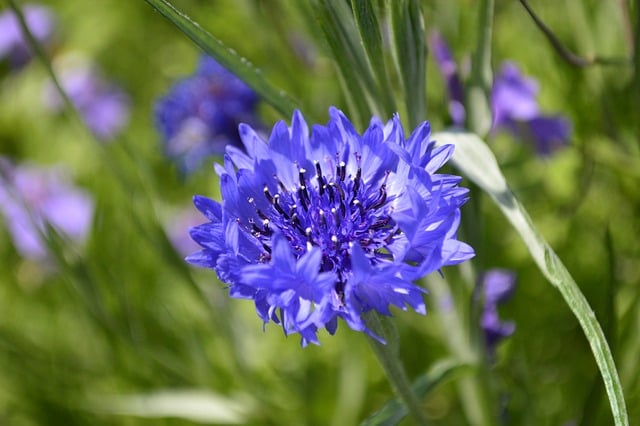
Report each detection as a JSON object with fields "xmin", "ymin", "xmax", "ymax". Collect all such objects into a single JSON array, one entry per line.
[
  {"xmin": 466, "ymin": 0, "xmax": 494, "ymax": 137},
  {"xmin": 7, "ymin": 0, "xmax": 77, "ymax": 117},
  {"xmin": 365, "ymin": 312, "xmax": 429, "ymax": 426},
  {"xmin": 427, "ymin": 275, "xmax": 495, "ymax": 426}
]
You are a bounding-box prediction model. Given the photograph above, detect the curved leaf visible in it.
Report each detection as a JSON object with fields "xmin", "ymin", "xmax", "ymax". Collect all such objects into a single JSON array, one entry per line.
[{"xmin": 433, "ymin": 130, "xmax": 629, "ymax": 426}]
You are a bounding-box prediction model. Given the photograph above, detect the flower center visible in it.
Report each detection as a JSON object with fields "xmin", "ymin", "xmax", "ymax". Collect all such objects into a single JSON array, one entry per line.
[{"xmin": 247, "ymin": 153, "xmax": 399, "ymax": 274}]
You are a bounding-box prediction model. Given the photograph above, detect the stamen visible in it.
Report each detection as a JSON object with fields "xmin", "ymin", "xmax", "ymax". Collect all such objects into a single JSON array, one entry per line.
[
  {"xmin": 291, "ymin": 213, "xmax": 303, "ymax": 231},
  {"xmin": 331, "ymin": 207, "xmax": 340, "ymax": 227},
  {"xmin": 273, "ymin": 194, "xmax": 288, "ymax": 217},
  {"xmin": 298, "ymin": 168, "xmax": 307, "ymax": 187},
  {"xmin": 263, "ymin": 185, "xmax": 273, "ymax": 203},
  {"xmin": 370, "ymin": 184, "xmax": 387, "ymax": 210},
  {"xmin": 326, "ymin": 183, "xmax": 335, "ymax": 203},
  {"xmin": 314, "ymin": 161, "xmax": 323, "ymax": 179},
  {"xmin": 316, "ymin": 161, "xmax": 326, "ymax": 196},
  {"xmin": 353, "ymin": 167, "xmax": 362, "ymax": 195},
  {"xmin": 262, "ymin": 219, "xmax": 272, "ymax": 236},
  {"xmin": 305, "ymin": 227, "xmax": 314, "ymax": 251},
  {"xmin": 338, "ymin": 161, "xmax": 346, "ymax": 181},
  {"xmin": 352, "ymin": 199, "xmax": 365, "ymax": 216},
  {"xmin": 371, "ymin": 216, "xmax": 391, "ymax": 229},
  {"xmin": 298, "ymin": 187, "xmax": 309, "ymax": 210},
  {"xmin": 249, "ymin": 219, "xmax": 263, "ymax": 236},
  {"xmin": 319, "ymin": 209, "xmax": 326, "ymax": 227},
  {"xmin": 333, "ymin": 182, "xmax": 346, "ymax": 201}
]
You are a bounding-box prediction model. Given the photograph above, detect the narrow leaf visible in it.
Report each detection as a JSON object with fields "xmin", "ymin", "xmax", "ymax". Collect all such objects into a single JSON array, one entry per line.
[
  {"xmin": 433, "ymin": 130, "xmax": 629, "ymax": 426},
  {"xmin": 313, "ymin": 0, "xmax": 383, "ymax": 125},
  {"xmin": 390, "ymin": 0, "xmax": 426, "ymax": 128},
  {"xmin": 466, "ymin": 0, "xmax": 494, "ymax": 136},
  {"xmin": 89, "ymin": 389, "xmax": 251, "ymax": 424},
  {"xmin": 144, "ymin": 0, "xmax": 298, "ymax": 117},
  {"xmin": 351, "ymin": 0, "xmax": 397, "ymax": 116}
]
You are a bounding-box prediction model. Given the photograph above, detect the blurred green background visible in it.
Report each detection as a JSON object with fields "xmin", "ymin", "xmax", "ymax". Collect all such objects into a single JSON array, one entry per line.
[{"xmin": 1, "ymin": 0, "xmax": 639, "ymax": 424}]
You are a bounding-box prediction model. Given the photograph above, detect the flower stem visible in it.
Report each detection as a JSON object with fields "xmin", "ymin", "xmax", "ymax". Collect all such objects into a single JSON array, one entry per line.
[
  {"xmin": 427, "ymin": 274, "xmax": 495, "ymax": 426},
  {"xmin": 466, "ymin": 0, "xmax": 494, "ymax": 137},
  {"xmin": 364, "ymin": 311, "xmax": 429, "ymax": 426}
]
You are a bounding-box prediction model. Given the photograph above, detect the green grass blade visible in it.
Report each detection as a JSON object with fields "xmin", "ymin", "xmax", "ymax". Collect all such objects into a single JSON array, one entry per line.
[
  {"xmin": 89, "ymin": 389, "xmax": 252, "ymax": 424},
  {"xmin": 466, "ymin": 0, "xmax": 494, "ymax": 136},
  {"xmin": 144, "ymin": 0, "xmax": 298, "ymax": 117},
  {"xmin": 433, "ymin": 130, "xmax": 629, "ymax": 426},
  {"xmin": 313, "ymin": 0, "xmax": 383, "ymax": 125},
  {"xmin": 390, "ymin": 0, "xmax": 426, "ymax": 128},
  {"xmin": 361, "ymin": 359, "xmax": 471, "ymax": 426},
  {"xmin": 351, "ymin": 0, "xmax": 396, "ymax": 117}
]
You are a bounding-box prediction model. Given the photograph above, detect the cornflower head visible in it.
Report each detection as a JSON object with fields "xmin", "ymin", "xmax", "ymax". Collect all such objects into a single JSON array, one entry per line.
[
  {"xmin": 154, "ymin": 56, "xmax": 260, "ymax": 174},
  {"xmin": 187, "ymin": 108, "xmax": 474, "ymax": 346},
  {"xmin": 43, "ymin": 58, "xmax": 131, "ymax": 141},
  {"xmin": 478, "ymin": 269, "xmax": 516, "ymax": 357},
  {"xmin": 429, "ymin": 31, "xmax": 571, "ymax": 155},
  {"xmin": 491, "ymin": 62, "xmax": 571, "ymax": 155},
  {"xmin": 0, "ymin": 4, "xmax": 55, "ymax": 68},
  {"xmin": 0, "ymin": 158, "xmax": 94, "ymax": 260}
]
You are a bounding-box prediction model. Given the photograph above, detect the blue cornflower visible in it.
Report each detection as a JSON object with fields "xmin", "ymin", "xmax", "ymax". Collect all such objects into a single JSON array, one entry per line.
[
  {"xmin": 0, "ymin": 4, "xmax": 55, "ymax": 69},
  {"xmin": 429, "ymin": 31, "xmax": 571, "ymax": 155},
  {"xmin": 187, "ymin": 108, "xmax": 474, "ymax": 345},
  {"xmin": 44, "ymin": 58, "xmax": 130, "ymax": 142},
  {"xmin": 0, "ymin": 157, "xmax": 94, "ymax": 261},
  {"xmin": 478, "ymin": 269, "xmax": 516, "ymax": 357},
  {"xmin": 154, "ymin": 56, "xmax": 260, "ymax": 173}
]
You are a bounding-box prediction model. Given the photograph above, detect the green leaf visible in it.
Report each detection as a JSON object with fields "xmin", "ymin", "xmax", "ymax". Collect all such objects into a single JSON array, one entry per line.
[
  {"xmin": 313, "ymin": 0, "xmax": 383, "ymax": 126},
  {"xmin": 89, "ymin": 389, "xmax": 252, "ymax": 424},
  {"xmin": 351, "ymin": 0, "xmax": 396, "ymax": 117},
  {"xmin": 362, "ymin": 359, "xmax": 471, "ymax": 426},
  {"xmin": 144, "ymin": 0, "xmax": 299, "ymax": 117},
  {"xmin": 433, "ymin": 130, "xmax": 629, "ymax": 426},
  {"xmin": 390, "ymin": 0, "xmax": 426, "ymax": 128},
  {"xmin": 466, "ymin": 0, "xmax": 494, "ymax": 136}
]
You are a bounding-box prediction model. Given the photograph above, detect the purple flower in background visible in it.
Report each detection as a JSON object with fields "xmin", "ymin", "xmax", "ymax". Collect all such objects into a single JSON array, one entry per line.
[
  {"xmin": 478, "ymin": 269, "xmax": 516, "ymax": 356},
  {"xmin": 187, "ymin": 108, "xmax": 474, "ymax": 346},
  {"xmin": 165, "ymin": 207, "xmax": 204, "ymax": 257},
  {"xmin": 0, "ymin": 4, "xmax": 55, "ymax": 68},
  {"xmin": 0, "ymin": 158, "xmax": 94, "ymax": 260},
  {"xmin": 154, "ymin": 56, "xmax": 260, "ymax": 174},
  {"xmin": 429, "ymin": 32, "xmax": 571, "ymax": 155},
  {"xmin": 429, "ymin": 31, "xmax": 466, "ymax": 126},
  {"xmin": 44, "ymin": 61, "xmax": 130, "ymax": 141},
  {"xmin": 491, "ymin": 62, "xmax": 571, "ymax": 155}
]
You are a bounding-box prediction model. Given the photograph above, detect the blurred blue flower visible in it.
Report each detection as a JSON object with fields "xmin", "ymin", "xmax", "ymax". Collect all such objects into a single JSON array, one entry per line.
[
  {"xmin": 0, "ymin": 158, "xmax": 94, "ymax": 260},
  {"xmin": 491, "ymin": 62, "xmax": 571, "ymax": 155},
  {"xmin": 0, "ymin": 4, "xmax": 55, "ymax": 68},
  {"xmin": 44, "ymin": 60, "xmax": 131, "ymax": 141},
  {"xmin": 478, "ymin": 269, "xmax": 516, "ymax": 356},
  {"xmin": 164, "ymin": 207, "xmax": 204, "ymax": 257},
  {"xmin": 154, "ymin": 56, "xmax": 260, "ymax": 174},
  {"xmin": 429, "ymin": 32, "xmax": 571, "ymax": 155},
  {"xmin": 429, "ymin": 30, "xmax": 466, "ymax": 126},
  {"xmin": 187, "ymin": 108, "xmax": 474, "ymax": 345}
]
